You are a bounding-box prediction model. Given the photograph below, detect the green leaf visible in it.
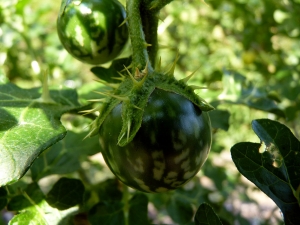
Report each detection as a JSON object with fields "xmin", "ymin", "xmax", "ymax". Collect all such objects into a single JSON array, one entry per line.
[
  {"xmin": 96, "ymin": 179, "xmax": 123, "ymax": 202},
  {"xmin": 194, "ymin": 203, "xmax": 223, "ymax": 225},
  {"xmin": 15, "ymin": 0, "xmax": 31, "ymax": 15},
  {"xmin": 7, "ymin": 183, "xmax": 44, "ymax": 211},
  {"xmin": 7, "ymin": 183, "xmax": 77, "ymax": 225},
  {"xmin": 285, "ymin": 103, "xmax": 300, "ymax": 121},
  {"xmin": 30, "ymin": 131, "xmax": 100, "ymax": 181},
  {"xmin": 110, "ymin": 57, "xmax": 132, "ymax": 72},
  {"xmin": 128, "ymin": 193, "xmax": 149, "ymax": 225},
  {"xmin": 0, "ymin": 83, "xmax": 81, "ymax": 186},
  {"xmin": 0, "ymin": 72, "xmax": 9, "ymax": 84},
  {"xmin": 220, "ymin": 71, "xmax": 285, "ymax": 117},
  {"xmin": 90, "ymin": 67, "xmax": 117, "ymax": 83},
  {"xmin": 202, "ymin": 160, "xmax": 228, "ymax": 190},
  {"xmin": 46, "ymin": 178, "xmax": 85, "ymax": 210},
  {"xmin": 88, "ymin": 201, "xmax": 125, "ymax": 225},
  {"xmin": 0, "ymin": 187, "xmax": 7, "ymax": 210},
  {"xmin": 90, "ymin": 57, "xmax": 131, "ymax": 83},
  {"xmin": 231, "ymin": 119, "xmax": 300, "ymax": 224},
  {"xmin": 166, "ymin": 194, "xmax": 194, "ymax": 224},
  {"xmin": 208, "ymin": 109, "xmax": 230, "ymax": 131}
]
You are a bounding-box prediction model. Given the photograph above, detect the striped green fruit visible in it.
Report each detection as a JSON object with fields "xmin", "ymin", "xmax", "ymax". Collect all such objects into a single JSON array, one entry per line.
[
  {"xmin": 99, "ymin": 88, "xmax": 212, "ymax": 193},
  {"xmin": 57, "ymin": 0, "xmax": 128, "ymax": 65}
]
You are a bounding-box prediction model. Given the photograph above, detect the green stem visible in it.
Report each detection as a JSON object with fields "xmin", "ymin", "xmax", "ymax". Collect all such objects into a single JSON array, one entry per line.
[
  {"xmin": 77, "ymin": 167, "xmax": 91, "ymax": 186},
  {"xmin": 4, "ymin": 17, "xmax": 42, "ymax": 74},
  {"xmin": 126, "ymin": 0, "xmax": 152, "ymax": 71},
  {"xmin": 122, "ymin": 185, "xmax": 130, "ymax": 225},
  {"xmin": 22, "ymin": 191, "xmax": 48, "ymax": 223},
  {"xmin": 140, "ymin": 5, "xmax": 159, "ymax": 67},
  {"xmin": 126, "ymin": 0, "xmax": 174, "ymax": 71},
  {"xmin": 41, "ymin": 71, "xmax": 55, "ymax": 103}
]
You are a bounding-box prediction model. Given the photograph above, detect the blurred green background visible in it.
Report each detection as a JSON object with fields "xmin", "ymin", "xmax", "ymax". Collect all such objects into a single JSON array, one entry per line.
[{"xmin": 1, "ymin": 0, "xmax": 300, "ymax": 224}]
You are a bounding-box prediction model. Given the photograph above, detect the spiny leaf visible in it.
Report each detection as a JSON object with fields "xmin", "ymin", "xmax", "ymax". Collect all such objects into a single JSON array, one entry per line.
[
  {"xmin": 86, "ymin": 97, "xmax": 121, "ymax": 138},
  {"xmin": 117, "ymin": 83, "xmax": 155, "ymax": 147},
  {"xmin": 155, "ymin": 77, "xmax": 214, "ymax": 111}
]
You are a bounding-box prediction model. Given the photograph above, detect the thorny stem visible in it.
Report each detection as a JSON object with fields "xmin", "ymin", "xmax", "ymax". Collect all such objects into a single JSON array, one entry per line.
[
  {"xmin": 126, "ymin": 0, "xmax": 152, "ymax": 72},
  {"xmin": 126, "ymin": 0, "xmax": 175, "ymax": 72},
  {"xmin": 140, "ymin": 4, "xmax": 159, "ymax": 67}
]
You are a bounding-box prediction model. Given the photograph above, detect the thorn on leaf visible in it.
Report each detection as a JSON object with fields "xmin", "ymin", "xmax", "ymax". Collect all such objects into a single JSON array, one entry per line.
[
  {"xmin": 127, "ymin": 120, "xmax": 131, "ymax": 142},
  {"xmin": 165, "ymin": 52, "xmax": 179, "ymax": 76},
  {"xmin": 180, "ymin": 68, "xmax": 200, "ymax": 83},
  {"xmin": 119, "ymin": 17, "xmax": 129, "ymax": 27},
  {"xmin": 189, "ymin": 85, "xmax": 208, "ymax": 90},
  {"xmin": 124, "ymin": 65, "xmax": 139, "ymax": 85},
  {"xmin": 157, "ymin": 57, "xmax": 162, "ymax": 71},
  {"xmin": 94, "ymin": 91, "xmax": 129, "ymax": 102}
]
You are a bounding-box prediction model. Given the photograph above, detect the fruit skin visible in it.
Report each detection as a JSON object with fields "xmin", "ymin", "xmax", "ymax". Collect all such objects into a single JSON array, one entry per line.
[
  {"xmin": 57, "ymin": 0, "xmax": 128, "ymax": 65},
  {"xmin": 99, "ymin": 88, "xmax": 212, "ymax": 193}
]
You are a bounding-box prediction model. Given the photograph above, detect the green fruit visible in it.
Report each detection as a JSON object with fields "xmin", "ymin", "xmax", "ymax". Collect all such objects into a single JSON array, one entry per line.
[
  {"xmin": 57, "ymin": 0, "xmax": 129, "ymax": 65},
  {"xmin": 99, "ymin": 88, "xmax": 212, "ymax": 193}
]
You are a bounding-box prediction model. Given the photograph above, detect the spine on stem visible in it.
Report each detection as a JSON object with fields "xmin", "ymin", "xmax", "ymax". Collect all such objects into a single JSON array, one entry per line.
[
  {"xmin": 140, "ymin": 7, "xmax": 159, "ymax": 67},
  {"xmin": 126, "ymin": 0, "xmax": 152, "ymax": 72}
]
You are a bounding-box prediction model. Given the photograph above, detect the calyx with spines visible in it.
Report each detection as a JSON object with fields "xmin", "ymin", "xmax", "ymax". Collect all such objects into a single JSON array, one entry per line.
[{"xmin": 86, "ymin": 58, "xmax": 214, "ymax": 147}]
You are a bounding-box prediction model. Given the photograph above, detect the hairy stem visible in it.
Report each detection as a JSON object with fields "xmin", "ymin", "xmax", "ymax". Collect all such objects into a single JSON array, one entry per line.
[
  {"xmin": 140, "ymin": 5, "xmax": 159, "ymax": 67},
  {"xmin": 126, "ymin": 0, "xmax": 152, "ymax": 71}
]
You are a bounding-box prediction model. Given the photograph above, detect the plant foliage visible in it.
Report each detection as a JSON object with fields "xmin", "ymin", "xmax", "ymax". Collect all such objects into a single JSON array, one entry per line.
[{"xmin": 0, "ymin": 0, "xmax": 299, "ymax": 224}]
